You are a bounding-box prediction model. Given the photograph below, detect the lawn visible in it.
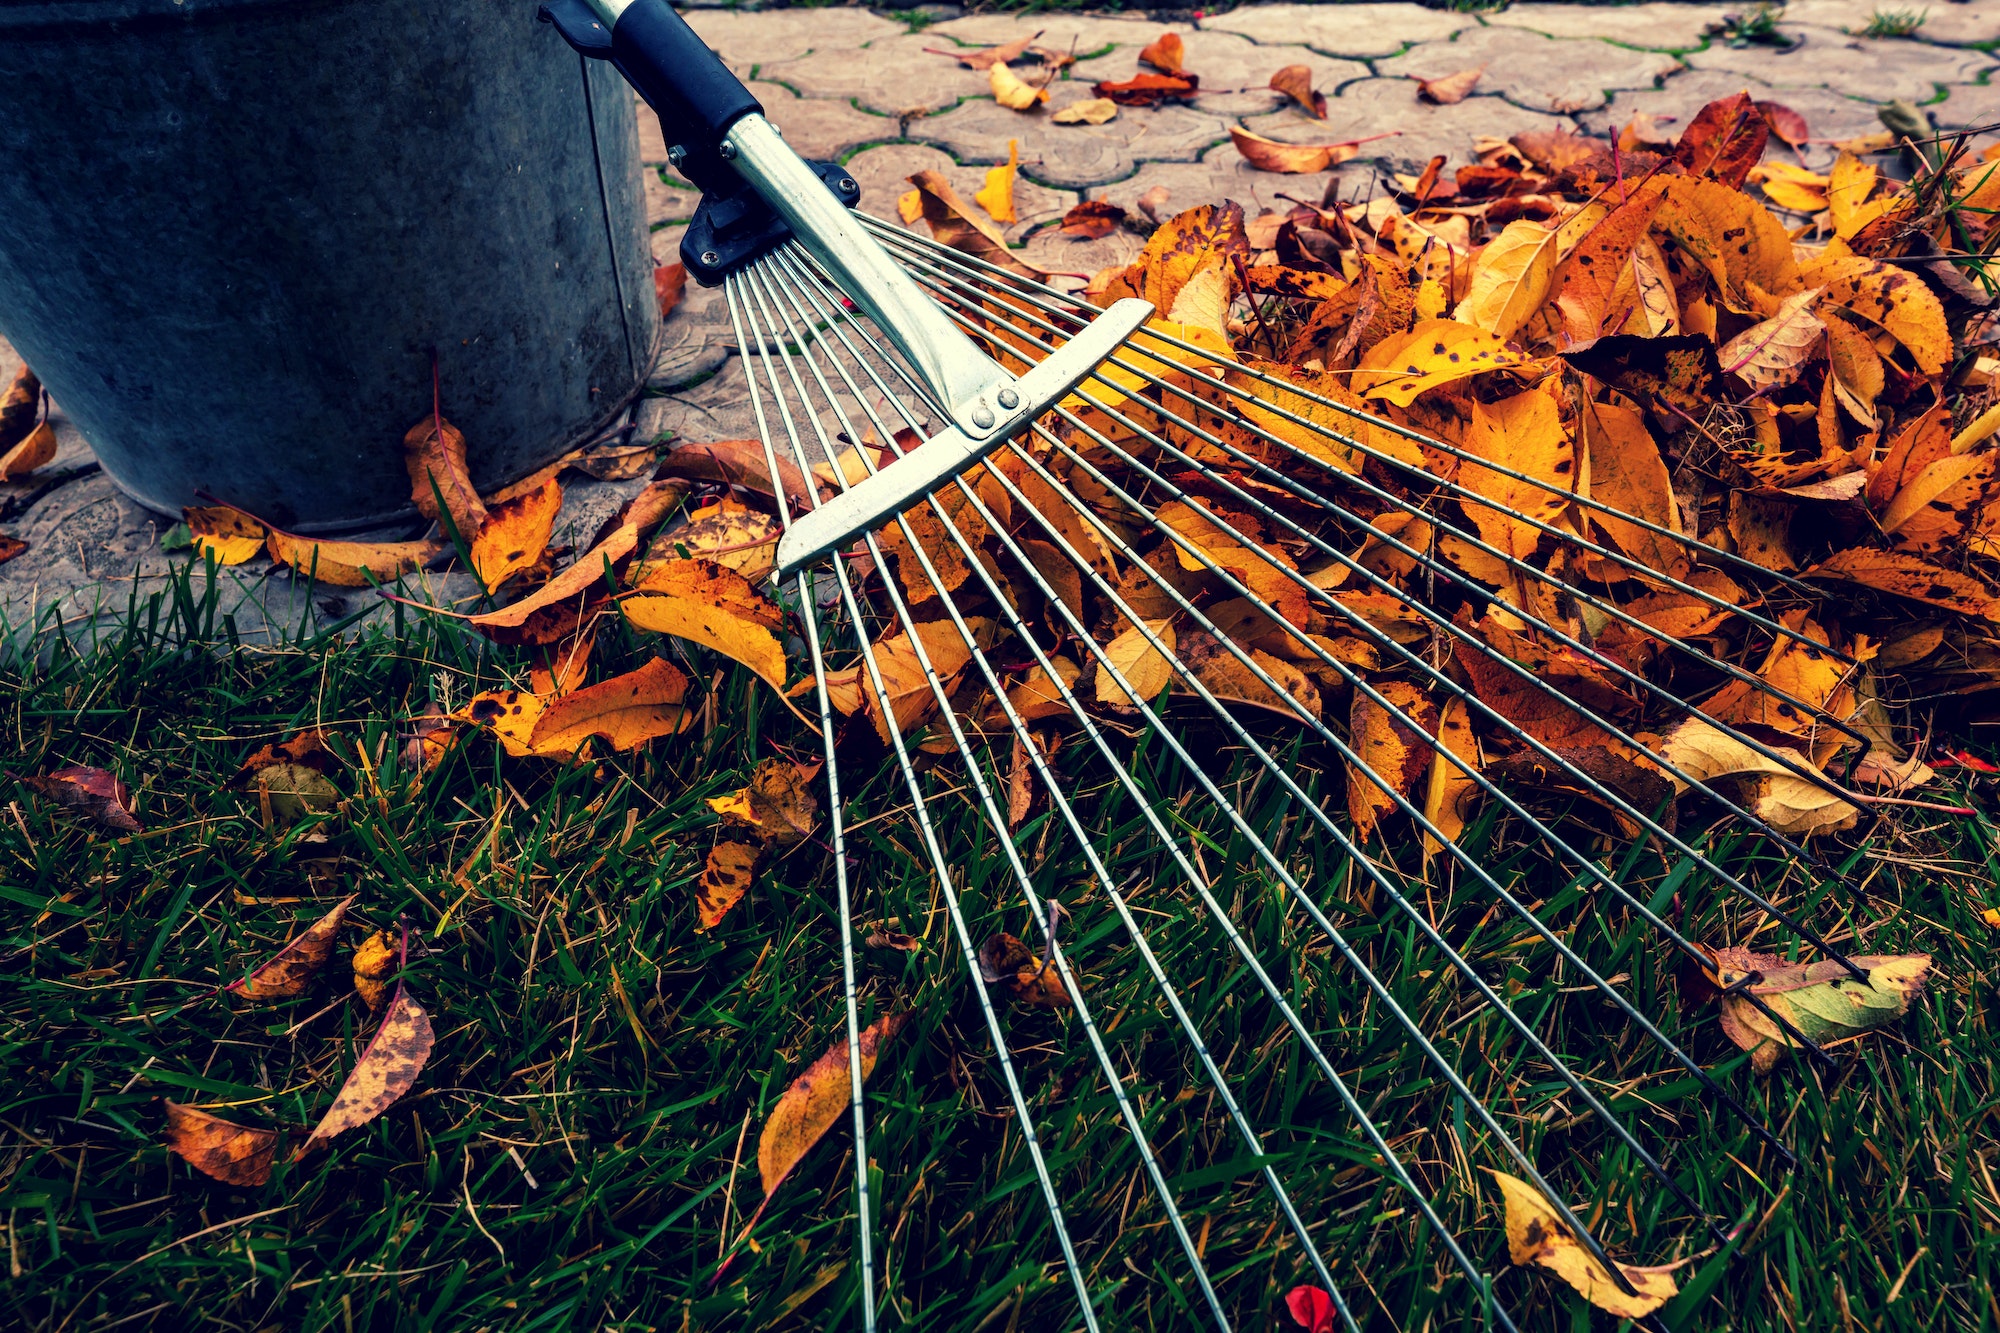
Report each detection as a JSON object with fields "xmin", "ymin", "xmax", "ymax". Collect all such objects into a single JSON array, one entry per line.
[{"xmin": 1, "ymin": 560, "xmax": 1993, "ymax": 1332}]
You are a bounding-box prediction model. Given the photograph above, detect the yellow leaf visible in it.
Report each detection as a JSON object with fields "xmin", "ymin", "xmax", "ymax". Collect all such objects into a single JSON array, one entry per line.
[
  {"xmin": 1347, "ymin": 680, "xmax": 1432, "ymax": 838},
  {"xmin": 1135, "ymin": 203, "xmax": 1249, "ymax": 316},
  {"xmin": 1881, "ymin": 452, "xmax": 1992, "ymax": 537},
  {"xmin": 897, "ymin": 189, "xmax": 922, "ymax": 224},
  {"xmin": 1809, "ymin": 548, "xmax": 2000, "ymax": 620},
  {"xmin": 1647, "ymin": 174, "xmax": 1800, "ymax": 313},
  {"xmin": 1096, "ymin": 619, "xmax": 1176, "ymax": 708},
  {"xmin": 975, "ymin": 139, "xmax": 1020, "ymax": 224},
  {"xmin": 1003, "ymin": 656, "xmax": 1082, "ymax": 722},
  {"xmin": 185, "ymin": 505, "xmax": 269, "ymax": 566},
  {"xmin": 623, "ymin": 558, "xmax": 790, "ymax": 692},
  {"xmin": 822, "ymin": 619, "xmax": 995, "ymax": 740},
  {"xmin": 640, "ymin": 496, "xmax": 781, "ymax": 583},
  {"xmin": 457, "ymin": 688, "xmax": 564, "ymax": 758},
  {"xmin": 1051, "ymin": 97, "xmax": 1118, "ymax": 125},
  {"xmin": 1353, "ymin": 319, "xmax": 1537, "ymax": 406},
  {"xmin": 759, "ymin": 1012, "xmax": 906, "ymax": 1197},
  {"xmin": 1800, "ymin": 255, "xmax": 1951, "ymax": 375},
  {"xmin": 990, "ymin": 61, "xmax": 1049, "ymax": 110},
  {"xmin": 1826, "ymin": 151, "xmax": 1879, "ymax": 238},
  {"xmin": 1234, "ymin": 359, "xmax": 1424, "ymax": 473},
  {"xmin": 527, "ymin": 656, "xmax": 693, "ymax": 754},
  {"xmin": 1422, "ymin": 697, "xmax": 1479, "ymax": 859},
  {"xmin": 1452, "ymin": 385, "xmax": 1576, "ymax": 583},
  {"xmin": 1748, "ymin": 160, "xmax": 1831, "ymax": 213},
  {"xmin": 1658, "ymin": 717, "xmax": 1858, "ymax": 835},
  {"xmin": 0, "ymin": 419, "xmax": 55, "ymax": 481},
  {"xmin": 352, "ymin": 929, "xmax": 397, "ymax": 1010},
  {"xmin": 266, "ymin": 529, "xmax": 442, "ymax": 588},
  {"xmin": 707, "ymin": 757, "xmax": 819, "ymax": 847},
  {"xmin": 1455, "ymin": 219, "xmax": 1560, "ymax": 340},
  {"xmin": 1823, "ymin": 312, "xmax": 1884, "ymax": 428},
  {"xmin": 1488, "ymin": 1170, "xmax": 1678, "ymax": 1318},
  {"xmin": 470, "ymin": 477, "xmax": 562, "ymax": 593}
]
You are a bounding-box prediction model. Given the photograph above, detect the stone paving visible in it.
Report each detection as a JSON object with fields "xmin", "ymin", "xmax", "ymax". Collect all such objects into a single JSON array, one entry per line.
[{"xmin": 4, "ymin": 0, "xmax": 1997, "ymax": 637}]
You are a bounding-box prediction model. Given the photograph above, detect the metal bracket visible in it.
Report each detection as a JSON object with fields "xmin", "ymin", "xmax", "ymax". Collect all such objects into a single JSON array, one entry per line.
[{"xmin": 680, "ymin": 160, "xmax": 860, "ymax": 287}]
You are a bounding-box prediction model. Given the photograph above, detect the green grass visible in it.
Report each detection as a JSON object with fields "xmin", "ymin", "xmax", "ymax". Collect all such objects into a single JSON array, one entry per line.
[
  {"xmin": 1863, "ymin": 7, "xmax": 1928, "ymax": 38},
  {"xmin": 1, "ymin": 561, "xmax": 1997, "ymax": 1331}
]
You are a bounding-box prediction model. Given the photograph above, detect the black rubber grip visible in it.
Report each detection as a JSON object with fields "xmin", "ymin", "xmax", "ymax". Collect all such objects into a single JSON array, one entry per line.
[{"xmin": 611, "ymin": 0, "xmax": 762, "ymax": 181}]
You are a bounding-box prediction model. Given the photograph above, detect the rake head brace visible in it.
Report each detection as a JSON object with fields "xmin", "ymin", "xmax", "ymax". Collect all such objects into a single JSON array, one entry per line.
[{"xmin": 541, "ymin": 0, "xmax": 1155, "ymax": 578}]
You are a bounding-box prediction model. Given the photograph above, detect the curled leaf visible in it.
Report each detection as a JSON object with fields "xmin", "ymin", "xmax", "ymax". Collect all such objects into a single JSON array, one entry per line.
[
  {"xmin": 655, "ymin": 261, "xmax": 687, "ymax": 319},
  {"xmin": 24, "ymin": 766, "xmax": 140, "ymax": 833},
  {"xmin": 351, "ymin": 928, "xmax": 397, "ymax": 1010},
  {"xmin": 163, "ymin": 1102, "xmax": 279, "ymax": 1187},
  {"xmin": 991, "ymin": 61, "xmax": 1049, "ymax": 111},
  {"xmin": 1093, "ymin": 73, "xmax": 1199, "ymax": 106},
  {"xmin": 707, "ymin": 757, "xmax": 819, "ymax": 847},
  {"xmin": 402, "ymin": 413, "xmax": 486, "ymax": 539},
  {"xmin": 1269, "ymin": 65, "xmax": 1327, "ymax": 119},
  {"xmin": 975, "ymin": 139, "xmax": 1020, "ymax": 225},
  {"xmin": 265, "ymin": 528, "xmax": 442, "ymax": 589},
  {"xmin": 1060, "ymin": 200, "xmax": 1127, "ymax": 238},
  {"xmin": 1229, "ymin": 126, "xmax": 1369, "ymax": 174},
  {"xmin": 1051, "ymin": 97, "xmax": 1118, "ymax": 125},
  {"xmin": 0, "ymin": 363, "xmax": 38, "ymax": 453},
  {"xmin": 1706, "ymin": 946, "xmax": 1931, "ymax": 1071},
  {"xmin": 228, "ymin": 895, "xmax": 356, "ymax": 1000},
  {"xmin": 1489, "ymin": 1169, "xmax": 1679, "ymax": 1317},
  {"xmin": 1416, "ymin": 66, "xmax": 1482, "ymax": 105},
  {"xmin": 978, "ymin": 931, "xmax": 1072, "ymax": 1007}
]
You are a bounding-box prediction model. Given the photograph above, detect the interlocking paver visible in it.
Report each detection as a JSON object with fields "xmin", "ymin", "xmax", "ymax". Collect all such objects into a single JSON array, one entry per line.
[
  {"xmin": 645, "ymin": 167, "xmax": 699, "ymax": 227},
  {"xmin": 750, "ymin": 80, "xmax": 898, "ymax": 160},
  {"xmin": 910, "ymin": 94, "xmax": 1229, "ymax": 188},
  {"xmin": 1070, "ymin": 29, "xmax": 1371, "ymax": 119},
  {"xmin": 1686, "ymin": 28, "xmax": 1997, "ymax": 104},
  {"xmin": 845, "ymin": 142, "xmax": 1078, "ymax": 240},
  {"xmin": 1483, "ymin": 2, "xmax": 1736, "ymax": 50},
  {"xmin": 1776, "ymin": 0, "xmax": 2000, "ymax": 46},
  {"xmin": 1377, "ymin": 27, "xmax": 1686, "ymax": 114},
  {"xmin": 1199, "ymin": 3, "xmax": 1482, "ymax": 59},
  {"xmin": 1933, "ymin": 80, "xmax": 2000, "ymax": 130},
  {"xmin": 682, "ymin": 6, "xmax": 905, "ymax": 74},
  {"xmin": 1245, "ymin": 78, "xmax": 1572, "ymax": 171},
  {"xmin": 757, "ymin": 33, "xmax": 992, "ymax": 117},
  {"xmin": 925, "ymin": 13, "xmax": 1173, "ymax": 57}
]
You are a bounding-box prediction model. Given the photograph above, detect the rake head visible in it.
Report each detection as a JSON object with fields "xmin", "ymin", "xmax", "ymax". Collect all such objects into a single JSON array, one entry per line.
[{"xmin": 713, "ymin": 213, "xmax": 1873, "ymax": 1329}]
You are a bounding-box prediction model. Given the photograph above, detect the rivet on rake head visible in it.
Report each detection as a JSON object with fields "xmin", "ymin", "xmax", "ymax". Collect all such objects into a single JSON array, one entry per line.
[
  {"xmin": 972, "ymin": 406, "xmax": 995, "ymax": 430},
  {"xmin": 997, "ymin": 387, "xmax": 1020, "ymax": 410},
  {"xmin": 700, "ymin": 250, "xmax": 721, "ymax": 267}
]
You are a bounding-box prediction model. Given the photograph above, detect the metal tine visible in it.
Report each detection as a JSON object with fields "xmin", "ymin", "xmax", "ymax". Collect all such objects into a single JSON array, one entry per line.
[
  {"xmin": 780, "ymin": 241, "xmax": 1841, "ymax": 1105},
  {"xmin": 776, "ymin": 249, "xmax": 1743, "ymax": 1284},
  {"xmin": 760, "ymin": 246, "xmax": 1478, "ymax": 1332},
  {"xmin": 884, "ymin": 241, "xmax": 1877, "ymax": 764},
  {"xmin": 865, "ymin": 218, "xmax": 1854, "ymax": 647},
  {"xmin": 741, "ymin": 258, "xmax": 1248, "ymax": 1331},
  {"xmin": 885, "ymin": 266, "xmax": 1868, "ymax": 989},
  {"xmin": 720, "ymin": 274, "xmax": 884, "ymax": 1332},
  {"xmin": 822, "ymin": 248, "xmax": 1851, "ymax": 1076},
  {"xmin": 726, "ymin": 267, "xmax": 1110, "ymax": 1330}
]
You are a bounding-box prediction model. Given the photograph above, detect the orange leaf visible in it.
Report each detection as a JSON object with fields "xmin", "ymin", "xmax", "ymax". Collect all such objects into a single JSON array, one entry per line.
[
  {"xmin": 759, "ymin": 1012, "xmax": 908, "ymax": 1197},
  {"xmin": 1416, "ymin": 66, "xmax": 1482, "ymax": 105},
  {"xmin": 470, "ymin": 476, "xmax": 562, "ymax": 593},
  {"xmin": 402, "ymin": 413, "xmax": 486, "ymax": 539},
  {"xmin": 1670, "ymin": 91, "xmax": 1769, "ymax": 190},
  {"xmin": 0, "ymin": 535, "xmax": 25, "ymax": 566},
  {"xmin": 1808, "ymin": 548, "xmax": 2000, "ymax": 620},
  {"xmin": 905, "ymin": 169, "xmax": 1047, "ymax": 279},
  {"xmin": 1269, "ymin": 64, "xmax": 1327, "ymax": 118},
  {"xmin": 1347, "ymin": 680, "xmax": 1435, "ymax": 838},
  {"xmin": 298, "ymin": 930, "xmax": 433, "ymax": 1157},
  {"xmin": 1140, "ymin": 31, "xmax": 1185, "ymax": 74},
  {"xmin": 0, "ymin": 419, "xmax": 54, "ymax": 481},
  {"xmin": 227, "ymin": 894, "xmax": 356, "ymax": 1000},
  {"xmin": 941, "ymin": 31, "xmax": 1041, "ymax": 70},
  {"xmin": 530, "ymin": 627, "xmax": 595, "ymax": 697},
  {"xmin": 0, "ymin": 363, "xmax": 38, "ymax": 453},
  {"xmin": 655, "ymin": 261, "xmax": 687, "ymax": 318},
  {"xmin": 707, "ymin": 757, "xmax": 820, "ymax": 847},
  {"xmin": 163, "ymin": 1102, "xmax": 279, "ymax": 1187},
  {"xmin": 527, "ymin": 656, "xmax": 693, "ymax": 754},
  {"xmin": 697, "ymin": 840, "xmax": 760, "ymax": 931},
  {"xmin": 1229, "ymin": 126, "xmax": 1365, "ymax": 174},
  {"xmin": 623, "ymin": 558, "xmax": 791, "ymax": 692}
]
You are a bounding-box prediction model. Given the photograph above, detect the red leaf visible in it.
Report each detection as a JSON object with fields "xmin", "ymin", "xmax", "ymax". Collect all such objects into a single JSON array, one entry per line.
[
  {"xmin": 1756, "ymin": 100, "xmax": 1810, "ymax": 151},
  {"xmin": 655, "ymin": 262, "xmax": 687, "ymax": 319},
  {"xmin": 1671, "ymin": 91, "xmax": 1769, "ymax": 189},
  {"xmin": 1286, "ymin": 1285, "xmax": 1337, "ymax": 1333},
  {"xmin": 22, "ymin": 766, "xmax": 140, "ymax": 833}
]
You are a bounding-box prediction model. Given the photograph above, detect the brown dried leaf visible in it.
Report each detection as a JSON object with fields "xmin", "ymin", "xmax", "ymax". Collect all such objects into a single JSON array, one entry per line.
[
  {"xmin": 942, "ymin": 31, "xmax": 1040, "ymax": 70},
  {"xmin": 1061, "ymin": 201, "xmax": 1128, "ymax": 238},
  {"xmin": 1093, "ymin": 73, "xmax": 1199, "ymax": 106},
  {"xmin": 1756, "ymin": 101, "xmax": 1810, "ymax": 151},
  {"xmin": 1670, "ymin": 91, "xmax": 1768, "ymax": 189},
  {"xmin": 978, "ymin": 931, "xmax": 1072, "ymax": 1007},
  {"xmin": 1416, "ymin": 66, "xmax": 1482, "ymax": 106},
  {"xmin": 1269, "ymin": 65, "xmax": 1327, "ymax": 119},
  {"xmin": 228, "ymin": 895, "xmax": 356, "ymax": 1000},
  {"xmin": 402, "ymin": 413, "xmax": 487, "ymax": 539},
  {"xmin": 163, "ymin": 1102, "xmax": 279, "ymax": 1187},
  {"xmin": 352, "ymin": 928, "xmax": 397, "ymax": 1010},
  {"xmin": 24, "ymin": 766, "xmax": 140, "ymax": 833},
  {"xmin": 1347, "ymin": 680, "xmax": 1435, "ymax": 838},
  {"xmin": 0, "ymin": 363, "xmax": 38, "ymax": 454},
  {"xmin": 906, "ymin": 170, "xmax": 1047, "ymax": 279},
  {"xmin": 1229, "ymin": 126, "xmax": 1364, "ymax": 174},
  {"xmin": 707, "ymin": 757, "xmax": 819, "ymax": 848}
]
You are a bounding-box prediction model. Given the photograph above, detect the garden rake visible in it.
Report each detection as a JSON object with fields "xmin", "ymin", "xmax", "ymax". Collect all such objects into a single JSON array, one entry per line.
[{"xmin": 548, "ymin": 1, "xmax": 1877, "ymax": 1324}]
